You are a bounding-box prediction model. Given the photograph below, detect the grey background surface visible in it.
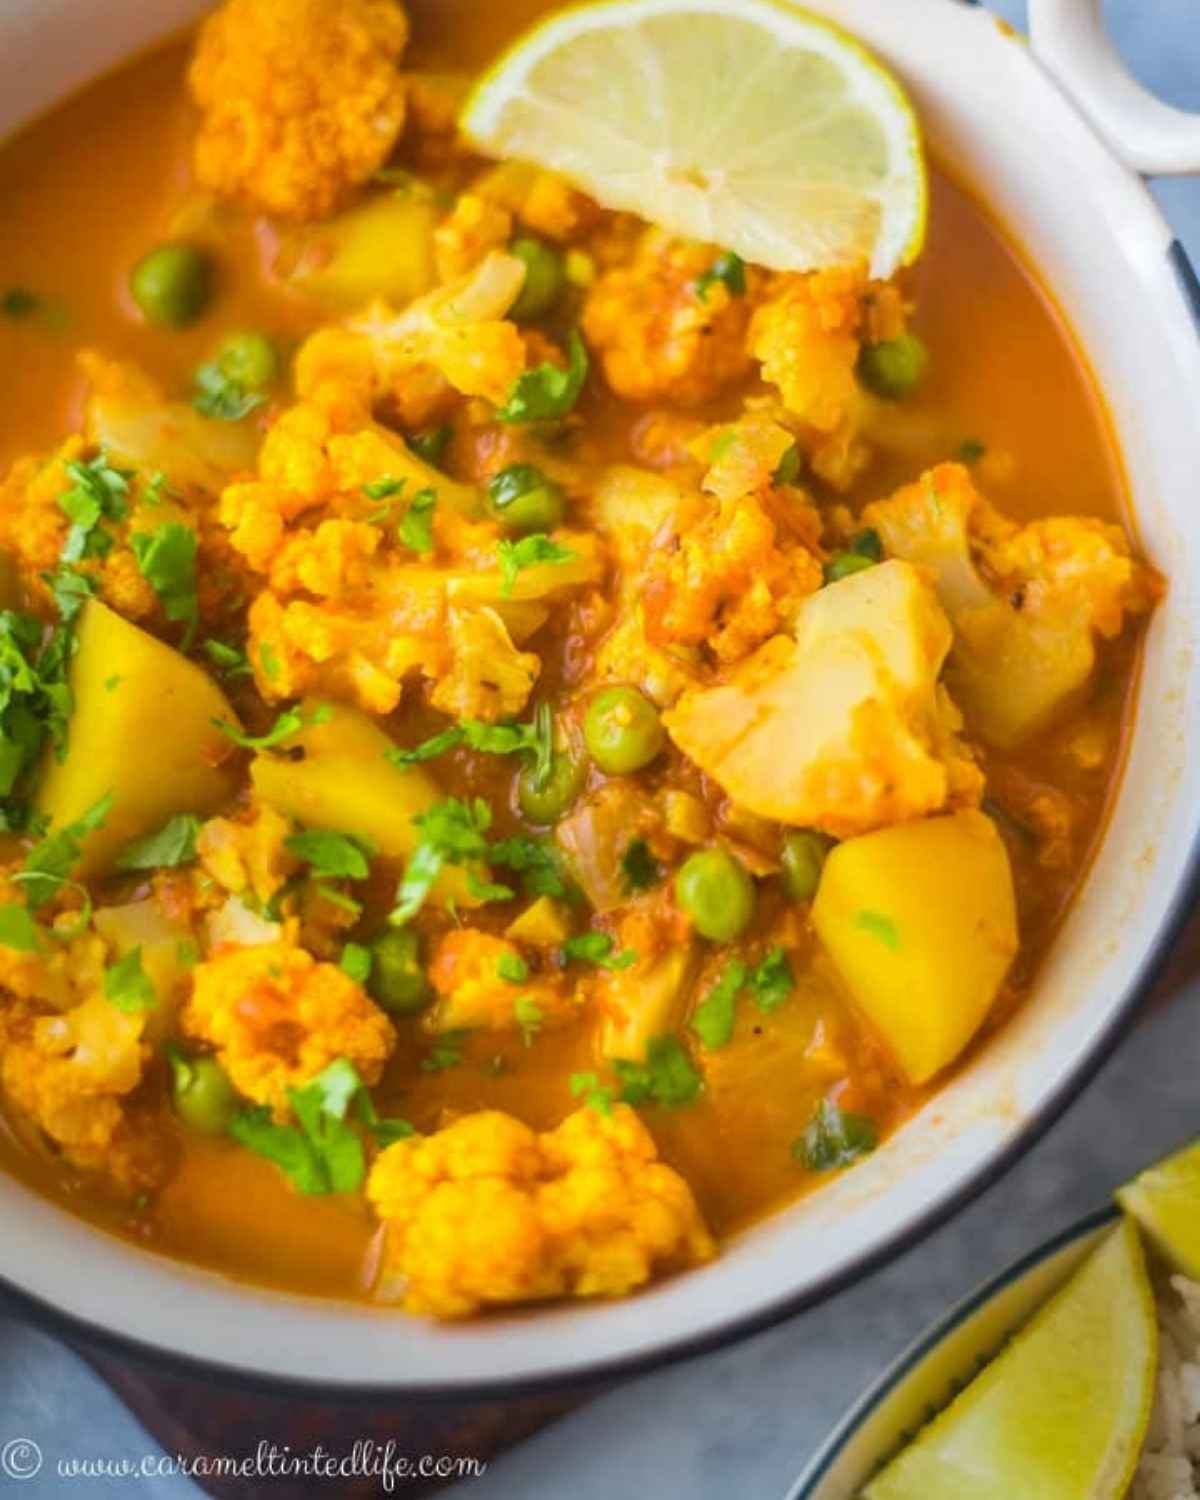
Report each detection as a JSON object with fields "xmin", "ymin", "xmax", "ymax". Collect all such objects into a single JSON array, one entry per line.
[{"xmin": 1, "ymin": 1, "xmax": 1198, "ymax": 1496}]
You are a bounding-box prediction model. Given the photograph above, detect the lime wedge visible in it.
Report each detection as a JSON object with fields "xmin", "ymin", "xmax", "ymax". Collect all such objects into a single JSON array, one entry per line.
[
  {"xmin": 863, "ymin": 1219, "xmax": 1157, "ymax": 1500},
  {"xmin": 1118, "ymin": 1137, "xmax": 1200, "ymax": 1279},
  {"xmin": 460, "ymin": 0, "xmax": 926, "ymax": 279}
]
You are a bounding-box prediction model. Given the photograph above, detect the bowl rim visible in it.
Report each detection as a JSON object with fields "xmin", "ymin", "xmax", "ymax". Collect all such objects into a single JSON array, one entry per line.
[
  {"xmin": 1, "ymin": 0, "xmax": 1199, "ymax": 1402},
  {"xmin": 784, "ymin": 1201, "xmax": 1124, "ymax": 1500}
]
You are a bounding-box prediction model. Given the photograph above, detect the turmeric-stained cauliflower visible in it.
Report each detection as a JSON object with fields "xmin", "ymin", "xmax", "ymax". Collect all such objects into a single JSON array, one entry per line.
[
  {"xmin": 182, "ymin": 938, "xmax": 395, "ymax": 1118},
  {"xmin": 366, "ymin": 1104, "xmax": 713, "ymax": 1317},
  {"xmin": 0, "ymin": 926, "xmax": 164, "ymax": 1190},
  {"xmin": 0, "ymin": 356, "xmax": 254, "ymax": 633},
  {"xmin": 425, "ymin": 929, "xmax": 575, "ymax": 1035},
  {"xmin": 583, "ymin": 229, "xmax": 759, "ymax": 406},
  {"xmin": 664, "ymin": 559, "xmax": 982, "ymax": 839},
  {"xmin": 189, "ymin": 0, "xmax": 410, "ymax": 222},
  {"xmin": 863, "ymin": 463, "xmax": 1162, "ymax": 747},
  {"xmin": 197, "ymin": 804, "xmax": 298, "ymax": 909}
]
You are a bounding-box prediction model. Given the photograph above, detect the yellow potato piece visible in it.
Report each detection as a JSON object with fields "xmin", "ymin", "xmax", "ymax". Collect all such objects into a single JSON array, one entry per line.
[
  {"xmin": 285, "ymin": 191, "xmax": 438, "ymax": 313},
  {"xmin": 811, "ymin": 809, "xmax": 1018, "ymax": 1083},
  {"xmin": 34, "ymin": 601, "xmax": 239, "ymax": 877},
  {"xmin": 250, "ymin": 697, "xmax": 474, "ymax": 908}
]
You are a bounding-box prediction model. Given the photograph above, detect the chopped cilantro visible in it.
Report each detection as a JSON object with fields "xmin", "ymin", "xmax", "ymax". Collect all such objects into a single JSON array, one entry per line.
[
  {"xmin": 258, "ymin": 642, "xmax": 281, "ymax": 682},
  {"xmin": 176, "ymin": 938, "xmax": 199, "ymax": 969},
  {"xmin": 103, "ymin": 946, "xmax": 158, "ymax": 1013},
  {"xmin": 57, "ymin": 453, "xmax": 130, "ymax": 563},
  {"xmin": 496, "ymin": 533, "xmax": 577, "ymax": 597},
  {"xmin": 794, "ymin": 1098, "xmax": 878, "ymax": 1172},
  {"xmin": 620, "ymin": 837, "xmax": 660, "ymax": 894},
  {"xmin": 387, "ymin": 704, "xmax": 553, "ymax": 787},
  {"xmin": 399, "ymin": 488, "xmax": 437, "ymax": 555},
  {"xmin": 202, "ymin": 638, "xmax": 253, "ymax": 677},
  {"xmin": 560, "ymin": 932, "xmax": 637, "ymax": 971},
  {"xmin": 212, "ymin": 707, "xmax": 308, "ymax": 751},
  {"xmin": 569, "ymin": 1070, "xmax": 614, "ymax": 1116},
  {"xmin": 231, "ymin": 1059, "xmax": 410, "ymax": 1194},
  {"xmin": 490, "ymin": 835, "xmax": 572, "ymax": 902},
  {"xmin": 19, "ymin": 792, "xmax": 112, "ymax": 910},
  {"xmin": 114, "ymin": 813, "xmax": 202, "ymax": 872},
  {"xmin": 773, "ymin": 443, "xmax": 802, "ymax": 486},
  {"xmin": 691, "ymin": 960, "xmax": 747, "ymax": 1050},
  {"xmin": 389, "ymin": 797, "xmax": 494, "ymax": 927},
  {"xmin": 749, "ymin": 947, "xmax": 794, "ymax": 1013},
  {"xmin": 514, "ymin": 995, "xmax": 543, "ymax": 1046},
  {"xmin": 958, "ymin": 438, "xmax": 986, "ymax": 464},
  {"xmin": 131, "ymin": 521, "xmax": 199, "ymax": 647},
  {"xmin": 0, "ymin": 610, "xmax": 74, "ymax": 821},
  {"xmin": 406, "ymin": 425, "xmax": 452, "ymax": 469},
  {"xmin": 614, "ymin": 1036, "xmax": 702, "ymax": 1109},
  {"xmin": 363, "ymin": 474, "xmax": 405, "ymax": 506},
  {"xmin": 496, "ymin": 330, "xmax": 589, "ymax": 424},
  {"xmin": 2, "ymin": 288, "xmax": 38, "ymax": 319},
  {"xmin": 421, "ymin": 1029, "xmax": 468, "ymax": 1073},
  {"xmin": 192, "ymin": 360, "xmax": 267, "ymax": 422},
  {"xmin": 497, "ymin": 953, "xmax": 530, "ymax": 984},
  {"xmin": 855, "ymin": 909, "xmax": 900, "ymax": 951},
  {"xmin": 0, "ymin": 902, "xmax": 43, "ymax": 953},
  {"xmin": 695, "ymin": 251, "xmax": 746, "ymax": 303},
  {"xmin": 465, "ymin": 869, "xmax": 516, "ymax": 904},
  {"xmin": 285, "ymin": 828, "xmax": 375, "ymax": 882},
  {"xmin": 44, "ymin": 566, "xmax": 96, "ymax": 623}
]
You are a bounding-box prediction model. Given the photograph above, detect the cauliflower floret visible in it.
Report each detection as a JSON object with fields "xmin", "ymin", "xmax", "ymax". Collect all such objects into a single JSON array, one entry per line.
[
  {"xmin": 366, "ymin": 1104, "xmax": 713, "ymax": 1317},
  {"xmin": 197, "ymin": 804, "xmax": 299, "ymax": 908},
  {"xmin": 433, "ymin": 193, "xmax": 514, "ymax": 283},
  {"xmin": 425, "ymin": 929, "xmax": 576, "ymax": 1035},
  {"xmin": 664, "ymin": 559, "xmax": 983, "ymax": 838},
  {"xmin": 582, "ymin": 229, "xmax": 759, "ymax": 406},
  {"xmin": 863, "ymin": 463, "xmax": 1162, "ymax": 747},
  {"xmin": 189, "ymin": 0, "xmax": 410, "ymax": 222},
  {"xmin": 0, "ymin": 356, "xmax": 255, "ymax": 631},
  {"xmin": 182, "ymin": 938, "xmax": 395, "ymax": 1118},
  {"xmin": 0, "ymin": 986, "xmax": 162, "ymax": 1189},
  {"xmin": 472, "ymin": 161, "xmax": 600, "ymax": 243},
  {"xmin": 427, "ymin": 606, "xmax": 540, "ymax": 723}
]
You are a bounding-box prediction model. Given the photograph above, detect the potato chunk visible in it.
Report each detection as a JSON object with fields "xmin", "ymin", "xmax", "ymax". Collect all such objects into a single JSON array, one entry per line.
[
  {"xmin": 811, "ymin": 810, "xmax": 1018, "ymax": 1084},
  {"xmin": 664, "ymin": 560, "xmax": 980, "ymax": 838},
  {"xmin": 34, "ymin": 601, "xmax": 239, "ymax": 877}
]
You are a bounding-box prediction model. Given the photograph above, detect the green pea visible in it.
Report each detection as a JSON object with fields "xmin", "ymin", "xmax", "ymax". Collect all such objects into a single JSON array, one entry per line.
[
  {"xmin": 487, "ymin": 463, "xmax": 567, "ymax": 533},
  {"xmin": 170, "ymin": 1052, "xmax": 239, "ymax": 1136},
  {"xmin": 584, "ymin": 685, "xmax": 665, "ymax": 775},
  {"xmin": 129, "ymin": 243, "xmax": 214, "ymax": 328},
  {"xmin": 675, "ymin": 848, "xmax": 756, "ymax": 942},
  {"xmin": 509, "ymin": 236, "xmax": 566, "ymax": 323},
  {"xmin": 857, "ymin": 333, "xmax": 928, "ymax": 400},
  {"xmin": 824, "ymin": 529, "xmax": 884, "ymax": 584},
  {"xmin": 780, "ymin": 830, "xmax": 831, "ymax": 902},
  {"xmin": 368, "ymin": 928, "xmax": 431, "ymax": 1015},
  {"xmin": 518, "ymin": 747, "xmax": 586, "ymax": 824},
  {"xmin": 216, "ymin": 331, "xmax": 279, "ymax": 391}
]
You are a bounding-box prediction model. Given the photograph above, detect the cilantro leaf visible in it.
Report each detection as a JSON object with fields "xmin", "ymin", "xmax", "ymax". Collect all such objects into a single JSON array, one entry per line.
[
  {"xmin": 285, "ymin": 828, "xmax": 375, "ymax": 882},
  {"xmin": 57, "ymin": 453, "xmax": 130, "ymax": 563},
  {"xmin": 620, "ymin": 837, "xmax": 660, "ymax": 894},
  {"xmin": 2, "ymin": 288, "xmax": 38, "ymax": 319},
  {"xmin": 0, "ymin": 902, "xmax": 43, "ymax": 953},
  {"xmin": 855, "ymin": 909, "xmax": 900, "ymax": 951},
  {"xmin": 695, "ymin": 251, "xmax": 747, "ymax": 303},
  {"xmin": 496, "ymin": 329, "xmax": 589, "ymax": 424},
  {"xmin": 0, "ymin": 610, "xmax": 74, "ymax": 820},
  {"xmin": 613, "ymin": 1036, "xmax": 702, "ymax": 1109},
  {"xmin": 958, "ymin": 438, "xmax": 986, "ymax": 464},
  {"xmin": 19, "ymin": 792, "xmax": 112, "ymax": 909},
  {"xmin": 103, "ymin": 946, "xmax": 158, "ymax": 1013},
  {"xmin": 192, "ymin": 361, "xmax": 267, "ymax": 422},
  {"xmin": 496, "ymin": 533, "xmax": 576, "ymax": 597},
  {"xmin": 389, "ymin": 797, "xmax": 494, "ymax": 926},
  {"xmin": 340, "ymin": 942, "xmax": 372, "ymax": 985},
  {"xmin": 406, "ymin": 425, "xmax": 452, "ymax": 469},
  {"xmin": 465, "ymin": 870, "xmax": 516, "ymax": 904},
  {"xmin": 496, "ymin": 953, "xmax": 530, "ymax": 984},
  {"xmin": 794, "ymin": 1099, "xmax": 878, "ymax": 1172},
  {"xmin": 749, "ymin": 947, "xmax": 794, "ymax": 1013},
  {"xmin": 560, "ymin": 932, "xmax": 637, "ymax": 971},
  {"xmin": 399, "ymin": 488, "xmax": 437, "ymax": 555},
  {"xmin": 363, "ymin": 475, "xmax": 406, "ymax": 502},
  {"xmin": 131, "ymin": 522, "xmax": 199, "ymax": 647},
  {"xmin": 212, "ymin": 704, "xmax": 328, "ymax": 750},
  {"xmin": 568, "ymin": 1071, "xmax": 614, "ymax": 1115},
  {"xmin": 514, "ymin": 995, "xmax": 543, "ymax": 1046},
  {"xmin": 386, "ymin": 704, "xmax": 553, "ymax": 786},
  {"xmin": 43, "ymin": 566, "xmax": 96, "ymax": 623},
  {"xmin": 202, "ymin": 639, "xmax": 252, "ymax": 677},
  {"xmin": 490, "ymin": 836, "xmax": 572, "ymax": 901},
  {"xmin": 114, "ymin": 813, "xmax": 202, "ymax": 872},
  {"xmin": 691, "ymin": 960, "xmax": 747, "ymax": 1050},
  {"xmin": 421, "ymin": 1029, "xmax": 468, "ymax": 1073}
]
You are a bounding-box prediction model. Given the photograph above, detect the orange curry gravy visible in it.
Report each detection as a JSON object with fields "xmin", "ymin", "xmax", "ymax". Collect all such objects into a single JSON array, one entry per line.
[{"xmin": 0, "ymin": 2, "xmax": 1145, "ymax": 1302}]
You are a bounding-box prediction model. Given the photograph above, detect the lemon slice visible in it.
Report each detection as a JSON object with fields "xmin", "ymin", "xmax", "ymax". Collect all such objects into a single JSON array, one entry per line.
[
  {"xmin": 1118, "ymin": 1137, "xmax": 1200, "ymax": 1279},
  {"xmin": 863, "ymin": 1219, "xmax": 1157, "ymax": 1500},
  {"xmin": 461, "ymin": 0, "xmax": 926, "ymax": 279}
]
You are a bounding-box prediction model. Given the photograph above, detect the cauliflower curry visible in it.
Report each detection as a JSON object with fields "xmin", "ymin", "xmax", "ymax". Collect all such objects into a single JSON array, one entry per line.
[{"xmin": 0, "ymin": 0, "xmax": 1161, "ymax": 1318}]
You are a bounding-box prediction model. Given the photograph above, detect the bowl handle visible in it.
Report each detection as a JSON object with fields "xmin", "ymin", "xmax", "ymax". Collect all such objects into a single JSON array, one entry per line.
[{"xmin": 1028, "ymin": 0, "xmax": 1200, "ymax": 174}]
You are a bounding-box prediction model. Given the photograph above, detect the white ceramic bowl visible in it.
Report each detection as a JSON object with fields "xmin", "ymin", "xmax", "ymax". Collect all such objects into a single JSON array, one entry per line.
[
  {"xmin": 1, "ymin": 0, "xmax": 1199, "ymax": 1396},
  {"xmin": 786, "ymin": 1205, "xmax": 1122, "ymax": 1498}
]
